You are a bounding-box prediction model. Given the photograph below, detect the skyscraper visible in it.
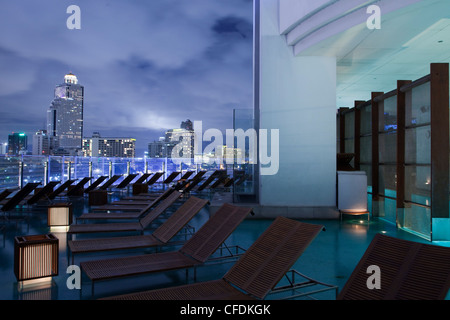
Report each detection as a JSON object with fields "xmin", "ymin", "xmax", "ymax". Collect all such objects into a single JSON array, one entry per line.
[
  {"xmin": 47, "ymin": 73, "xmax": 84, "ymax": 156},
  {"xmin": 147, "ymin": 120, "xmax": 196, "ymax": 160},
  {"xmin": 32, "ymin": 129, "xmax": 56, "ymax": 156},
  {"xmin": 7, "ymin": 132, "xmax": 27, "ymax": 155},
  {"xmin": 165, "ymin": 120, "xmax": 195, "ymax": 159},
  {"xmin": 82, "ymin": 132, "xmax": 136, "ymax": 158}
]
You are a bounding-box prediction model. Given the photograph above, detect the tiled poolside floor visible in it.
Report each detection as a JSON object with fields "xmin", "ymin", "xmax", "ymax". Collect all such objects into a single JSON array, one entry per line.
[{"xmin": 0, "ymin": 188, "xmax": 434, "ymax": 301}]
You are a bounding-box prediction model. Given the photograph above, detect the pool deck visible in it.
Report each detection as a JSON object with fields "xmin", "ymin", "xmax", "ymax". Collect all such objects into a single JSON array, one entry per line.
[{"xmin": 0, "ymin": 187, "xmax": 434, "ymax": 301}]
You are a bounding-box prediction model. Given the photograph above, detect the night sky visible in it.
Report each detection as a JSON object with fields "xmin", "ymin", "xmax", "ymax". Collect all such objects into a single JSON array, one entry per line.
[{"xmin": 0, "ymin": 0, "xmax": 254, "ymax": 156}]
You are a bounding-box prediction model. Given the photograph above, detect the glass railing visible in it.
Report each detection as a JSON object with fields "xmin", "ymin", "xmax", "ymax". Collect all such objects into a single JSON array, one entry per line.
[{"xmin": 0, "ymin": 154, "xmax": 241, "ymax": 192}]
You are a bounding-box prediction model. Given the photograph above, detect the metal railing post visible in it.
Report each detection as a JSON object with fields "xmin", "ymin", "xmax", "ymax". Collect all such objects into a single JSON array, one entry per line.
[
  {"xmin": 44, "ymin": 161, "xmax": 49, "ymax": 185},
  {"xmin": 18, "ymin": 160, "xmax": 24, "ymax": 189},
  {"xmin": 89, "ymin": 160, "xmax": 93, "ymax": 185}
]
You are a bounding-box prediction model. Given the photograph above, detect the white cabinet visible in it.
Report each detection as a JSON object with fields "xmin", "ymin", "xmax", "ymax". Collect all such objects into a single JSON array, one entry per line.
[{"xmin": 337, "ymin": 171, "xmax": 368, "ymax": 212}]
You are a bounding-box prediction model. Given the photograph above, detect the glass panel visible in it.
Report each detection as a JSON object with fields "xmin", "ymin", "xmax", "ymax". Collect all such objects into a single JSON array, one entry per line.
[
  {"xmin": 360, "ymin": 105, "xmax": 372, "ymax": 135},
  {"xmin": 406, "ymin": 82, "xmax": 431, "ymax": 126},
  {"xmin": 344, "ymin": 138, "xmax": 354, "ymax": 154},
  {"xmin": 402, "ymin": 204, "xmax": 431, "ymax": 240},
  {"xmin": 379, "ymin": 132, "xmax": 397, "ymax": 163},
  {"xmin": 344, "ymin": 111, "xmax": 354, "ymax": 139},
  {"xmin": 23, "ymin": 156, "xmax": 46, "ymax": 185},
  {"xmin": 233, "ymin": 109, "xmax": 256, "ymax": 199},
  {"xmin": 90, "ymin": 157, "xmax": 107, "ymax": 179},
  {"xmin": 0, "ymin": 156, "xmax": 20, "ymax": 190},
  {"xmin": 405, "ymin": 126, "xmax": 431, "ymax": 165},
  {"xmin": 73, "ymin": 157, "xmax": 91, "ymax": 180},
  {"xmin": 379, "ymin": 96, "xmax": 397, "ymax": 132},
  {"xmin": 377, "ymin": 196, "xmax": 397, "ymax": 224},
  {"xmin": 405, "ymin": 165, "xmax": 431, "ymax": 205},
  {"xmin": 360, "ymin": 136, "xmax": 372, "ymax": 164},
  {"xmin": 379, "ymin": 164, "xmax": 396, "ymax": 197}
]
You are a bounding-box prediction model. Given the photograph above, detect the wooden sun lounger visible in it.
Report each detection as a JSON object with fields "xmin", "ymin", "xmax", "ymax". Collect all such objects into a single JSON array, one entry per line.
[
  {"xmin": 133, "ymin": 173, "xmax": 152, "ymax": 184},
  {"xmin": 188, "ymin": 171, "xmax": 207, "ymax": 181},
  {"xmin": 115, "ymin": 186, "xmax": 175, "ymax": 201},
  {"xmin": 337, "ymin": 233, "xmax": 450, "ymax": 300},
  {"xmin": 223, "ymin": 177, "xmax": 234, "ymax": 188},
  {"xmin": 179, "ymin": 171, "xmax": 194, "ymax": 181},
  {"xmin": 162, "ymin": 171, "xmax": 181, "ymax": 184},
  {"xmin": 0, "ymin": 189, "xmax": 13, "ymax": 203},
  {"xmin": 101, "ymin": 217, "xmax": 328, "ymax": 300},
  {"xmin": 182, "ymin": 177, "xmax": 204, "ymax": 194},
  {"xmin": 80, "ymin": 203, "xmax": 253, "ymax": 294},
  {"xmin": 48, "ymin": 179, "xmax": 76, "ymax": 200},
  {"xmin": 195, "ymin": 170, "xmax": 226, "ymax": 192},
  {"xmin": 0, "ymin": 183, "xmax": 41, "ymax": 212},
  {"xmin": 68, "ymin": 191, "xmax": 182, "ymax": 235},
  {"xmin": 208, "ymin": 175, "xmax": 228, "ymax": 189},
  {"xmin": 99, "ymin": 175, "xmax": 122, "ymax": 190},
  {"xmin": 78, "ymin": 188, "xmax": 177, "ymax": 221},
  {"xmin": 147, "ymin": 172, "xmax": 164, "ymax": 186},
  {"xmin": 66, "ymin": 177, "xmax": 92, "ymax": 196},
  {"xmin": 115, "ymin": 174, "xmax": 138, "ymax": 189},
  {"xmin": 84, "ymin": 176, "xmax": 108, "ymax": 193},
  {"xmin": 68, "ymin": 196, "xmax": 209, "ymax": 260},
  {"xmin": 91, "ymin": 187, "xmax": 175, "ymax": 212},
  {"xmin": 26, "ymin": 181, "xmax": 60, "ymax": 205}
]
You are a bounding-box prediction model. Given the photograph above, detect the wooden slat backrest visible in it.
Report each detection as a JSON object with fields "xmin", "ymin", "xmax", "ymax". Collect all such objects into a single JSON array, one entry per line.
[
  {"xmin": 2, "ymin": 183, "xmax": 41, "ymax": 212},
  {"xmin": 0, "ymin": 189, "xmax": 13, "ymax": 202},
  {"xmin": 48, "ymin": 179, "xmax": 76, "ymax": 199},
  {"xmin": 163, "ymin": 172, "xmax": 180, "ymax": 184},
  {"xmin": 183, "ymin": 177, "xmax": 204, "ymax": 193},
  {"xmin": 84, "ymin": 176, "xmax": 108, "ymax": 193},
  {"xmin": 153, "ymin": 196, "xmax": 209, "ymax": 243},
  {"xmin": 139, "ymin": 191, "xmax": 182, "ymax": 229},
  {"xmin": 180, "ymin": 203, "xmax": 252, "ymax": 262},
  {"xmin": 99, "ymin": 175, "xmax": 122, "ymax": 190},
  {"xmin": 27, "ymin": 181, "xmax": 60, "ymax": 204},
  {"xmin": 134, "ymin": 173, "xmax": 152, "ymax": 184},
  {"xmin": 190, "ymin": 171, "xmax": 206, "ymax": 181},
  {"xmin": 116, "ymin": 174, "xmax": 138, "ymax": 188},
  {"xmin": 66, "ymin": 177, "xmax": 91, "ymax": 196},
  {"xmin": 223, "ymin": 217, "xmax": 324, "ymax": 299},
  {"xmin": 147, "ymin": 172, "xmax": 164, "ymax": 185},
  {"xmin": 179, "ymin": 171, "xmax": 194, "ymax": 180},
  {"xmin": 338, "ymin": 234, "xmax": 450, "ymax": 300}
]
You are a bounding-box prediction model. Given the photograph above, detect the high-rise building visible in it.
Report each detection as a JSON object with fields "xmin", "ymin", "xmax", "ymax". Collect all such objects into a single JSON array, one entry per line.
[
  {"xmin": 165, "ymin": 120, "xmax": 196, "ymax": 159},
  {"xmin": 32, "ymin": 130, "xmax": 57, "ymax": 156},
  {"xmin": 47, "ymin": 73, "xmax": 84, "ymax": 156},
  {"xmin": 7, "ymin": 132, "xmax": 27, "ymax": 155},
  {"xmin": 82, "ymin": 132, "xmax": 136, "ymax": 158},
  {"xmin": 0, "ymin": 142, "xmax": 7, "ymax": 155},
  {"xmin": 148, "ymin": 137, "xmax": 175, "ymax": 158},
  {"xmin": 148, "ymin": 120, "xmax": 196, "ymax": 159}
]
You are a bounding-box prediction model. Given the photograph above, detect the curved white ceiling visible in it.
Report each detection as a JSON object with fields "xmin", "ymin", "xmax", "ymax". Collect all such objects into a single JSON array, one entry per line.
[{"xmin": 280, "ymin": 0, "xmax": 450, "ymax": 108}]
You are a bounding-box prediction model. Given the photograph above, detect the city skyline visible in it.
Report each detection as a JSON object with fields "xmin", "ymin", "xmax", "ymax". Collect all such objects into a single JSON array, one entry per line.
[{"xmin": 0, "ymin": 0, "xmax": 254, "ymax": 157}]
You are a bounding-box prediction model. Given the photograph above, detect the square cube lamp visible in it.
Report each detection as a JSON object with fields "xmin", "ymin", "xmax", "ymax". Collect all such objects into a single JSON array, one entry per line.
[
  {"xmin": 14, "ymin": 234, "xmax": 59, "ymax": 282},
  {"xmin": 47, "ymin": 203, "xmax": 73, "ymax": 227}
]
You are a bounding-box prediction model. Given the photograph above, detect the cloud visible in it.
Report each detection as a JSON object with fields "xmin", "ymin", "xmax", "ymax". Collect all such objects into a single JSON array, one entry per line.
[{"xmin": 0, "ymin": 0, "xmax": 254, "ymax": 155}]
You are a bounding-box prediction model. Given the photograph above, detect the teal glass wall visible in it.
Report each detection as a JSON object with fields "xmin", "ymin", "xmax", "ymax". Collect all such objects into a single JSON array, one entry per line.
[{"xmin": 378, "ymin": 95, "xmax": 397, "ymax": 225}]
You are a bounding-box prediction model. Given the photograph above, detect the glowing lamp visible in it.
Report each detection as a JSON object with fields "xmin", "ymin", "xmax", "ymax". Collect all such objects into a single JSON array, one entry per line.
[
  {"xmin": 47, "ymin": 203, "xmax": 73, "ymax": 227},
  {"xmin": 14, "ymin": 234, "xmax": 59, "ymax": 282}
]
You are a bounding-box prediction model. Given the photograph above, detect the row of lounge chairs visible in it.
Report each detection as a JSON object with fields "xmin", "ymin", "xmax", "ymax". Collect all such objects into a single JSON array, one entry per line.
[
  {"xmin": 76, "ymin": 189, "xmax": 450, "ymax": 301},
  {"xmin": 0, "ymin": 169, "xmax": 235, "ymax": 215},
  {"xmin": 59, "ymin": 169, "xmax": 252, "ymax": 296},
  {"xmin": 5, "ymin": 167, "xmax": 450, "ymax": 301}
]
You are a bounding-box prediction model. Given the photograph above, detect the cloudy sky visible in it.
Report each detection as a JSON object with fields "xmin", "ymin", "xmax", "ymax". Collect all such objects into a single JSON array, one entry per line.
[{"xmin": 0, "ymin": 0, "xmax": 254, "ymax": 156}]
